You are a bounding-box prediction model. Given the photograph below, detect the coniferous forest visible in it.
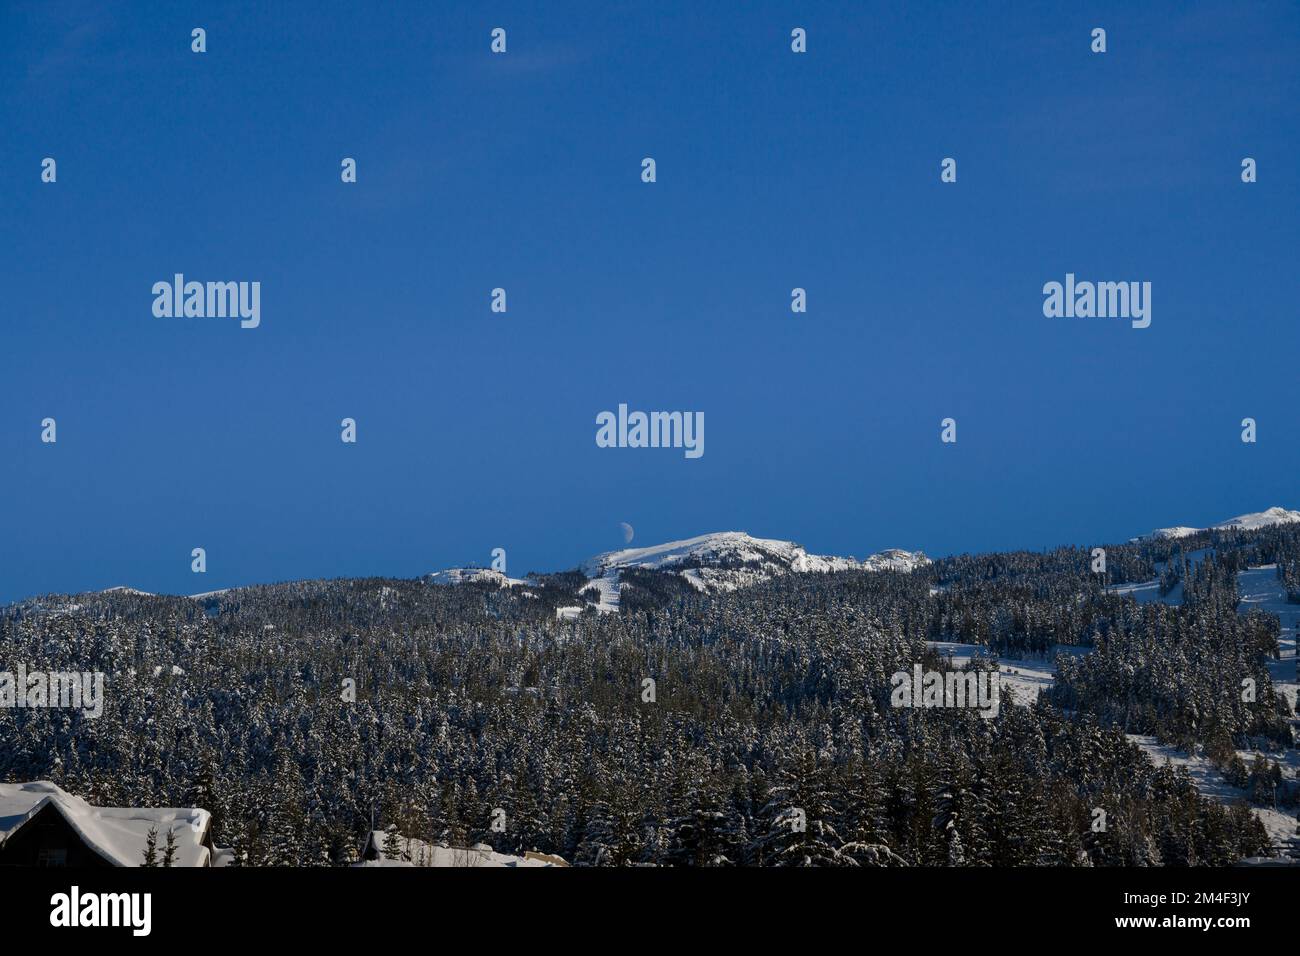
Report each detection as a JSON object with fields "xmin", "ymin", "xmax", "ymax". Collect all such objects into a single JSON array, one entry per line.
[{"xmin": 1, "ymin": 521, "xmax": 1295, "ymax": 867}]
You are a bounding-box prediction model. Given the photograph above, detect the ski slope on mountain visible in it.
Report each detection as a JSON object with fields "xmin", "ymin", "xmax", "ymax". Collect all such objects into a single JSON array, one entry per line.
[
  {"xmin": 1047, "ymin": 558, "xmax": 1299, "ymax": 855},
  {"xmin": 583, "ymin": 570, "xmax": 621, "ymax": 613},
  {"xmin": 1106, "ymin": 548, "xmax": 1213, "ymax": 605},
  {"xmin": 1237, "ymin": 565, "xmax": 1299, "ymax": 714}
]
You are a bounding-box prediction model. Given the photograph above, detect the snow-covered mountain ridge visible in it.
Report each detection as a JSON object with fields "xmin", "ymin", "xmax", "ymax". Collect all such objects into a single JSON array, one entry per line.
[
  {"xmin": 581, "ymin": 531, "xmax": 929, "ymax": 594},
  {"xmin": 425, "ymin": 531, "xmax": 930, "ymax": 604},
  {"xmin": 1136, "ymin": 506, "xmax": 1300, "ymax": 541}
]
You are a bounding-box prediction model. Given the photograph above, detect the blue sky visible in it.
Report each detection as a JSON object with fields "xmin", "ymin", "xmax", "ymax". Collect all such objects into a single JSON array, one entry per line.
[{"xmin": 2, "ymin": 1, "xmax": 1298, "ymax": 601}]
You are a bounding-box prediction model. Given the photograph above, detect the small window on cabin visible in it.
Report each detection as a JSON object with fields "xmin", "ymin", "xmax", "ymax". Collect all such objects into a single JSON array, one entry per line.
[{"xmin": 37, "ymin": 848, "xmax": 67, "ymax": 867}]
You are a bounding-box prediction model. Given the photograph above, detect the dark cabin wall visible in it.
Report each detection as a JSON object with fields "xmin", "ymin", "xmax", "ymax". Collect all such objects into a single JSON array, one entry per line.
[{"xmin": 0, "ymin": 803, "xmax": 114, "ymax": 867}]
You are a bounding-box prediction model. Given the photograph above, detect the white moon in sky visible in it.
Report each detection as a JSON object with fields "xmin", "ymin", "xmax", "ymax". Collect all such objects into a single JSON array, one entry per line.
[{"xmin": 620, "ymin": 522, "xmax": 634, "ymax": 544}]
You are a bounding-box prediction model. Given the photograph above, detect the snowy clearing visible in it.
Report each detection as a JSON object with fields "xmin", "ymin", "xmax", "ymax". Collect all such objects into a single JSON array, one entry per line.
[{"xmin": 924, "ymin": 642, "xmax": 1088, "ymax": 704}]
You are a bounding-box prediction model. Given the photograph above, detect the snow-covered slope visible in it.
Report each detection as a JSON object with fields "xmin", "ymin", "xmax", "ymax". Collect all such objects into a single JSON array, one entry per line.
[
  {"xmin": 1137, "ymin": 506, "xmax": 1300, "ymax": 541},
  {"xmin": 583, "ymin": 532, "xmax": 853, "ymax": 577},
  {"xmin": 1144, "ymin": 526, "xmax": 1202, "ymax": 541},
  {"xmin": 581, "ymin": 531, "xmax": 928, "ymax": 594},
  {"xmin": 1212, "ymin": 506, "xmax": 1300, "ymax": 532}
]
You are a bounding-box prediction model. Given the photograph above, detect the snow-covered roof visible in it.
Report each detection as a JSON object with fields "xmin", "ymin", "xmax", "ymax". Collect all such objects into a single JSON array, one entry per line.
[
  {"xmin": 359, "ymin": 830, "xmax": 562, "ymax": 868},
  {"xmin": 0, "ymin": 781, "xmax": 211, "ymax": 867}
]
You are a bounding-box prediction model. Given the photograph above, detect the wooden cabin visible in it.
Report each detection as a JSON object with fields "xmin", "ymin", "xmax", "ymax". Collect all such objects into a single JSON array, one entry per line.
[{"xmin": 0, "ymin": 781, "xmax": 218, "ymax": 867}]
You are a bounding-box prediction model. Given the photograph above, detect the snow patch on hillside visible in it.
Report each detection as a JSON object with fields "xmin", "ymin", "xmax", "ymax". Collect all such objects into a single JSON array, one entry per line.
[
  {"xmin": 926, "ymin": 641, "xmax": 1087, "ymax": 704},
  {"xmin": 358, "ymin": 831, "xmax": 562, "ymax": 868}
]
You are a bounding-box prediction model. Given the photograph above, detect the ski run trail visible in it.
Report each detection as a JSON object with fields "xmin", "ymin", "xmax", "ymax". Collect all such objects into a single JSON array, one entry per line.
[{"xmin": 931, "ymin": 561, "xmax": 1298, "ymax": 858}]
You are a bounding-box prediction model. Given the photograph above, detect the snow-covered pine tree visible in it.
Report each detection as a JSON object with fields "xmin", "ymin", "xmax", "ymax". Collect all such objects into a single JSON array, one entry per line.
[
  {"xmin": 161, "ymin": 827, "xmax": 178, "ymax": 867},
  {"xmin": 142, "ymin": 827, "xmax": 158, "ymax": 867}
]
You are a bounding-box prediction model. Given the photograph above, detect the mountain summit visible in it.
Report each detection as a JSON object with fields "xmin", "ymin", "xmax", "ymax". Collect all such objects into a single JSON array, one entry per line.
[
  {"xmin": 581, "ymin": 531, "xmax": 928, "ymax": 593},
  {"xmin": 1138, "ymin": 506, "xmax": 1300, "ymax": 541}
]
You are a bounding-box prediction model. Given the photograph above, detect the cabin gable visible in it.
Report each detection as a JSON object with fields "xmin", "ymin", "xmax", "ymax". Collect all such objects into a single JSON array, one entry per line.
[{"xmin": 0, "ymin": 802, "xmax": 115, "ymax": 867}]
